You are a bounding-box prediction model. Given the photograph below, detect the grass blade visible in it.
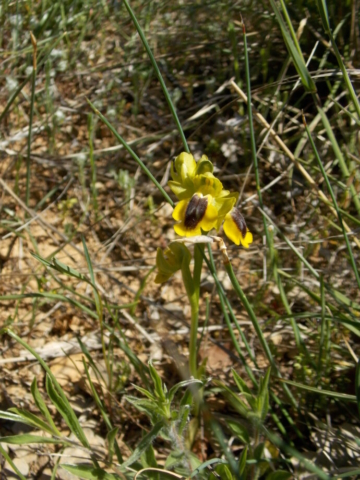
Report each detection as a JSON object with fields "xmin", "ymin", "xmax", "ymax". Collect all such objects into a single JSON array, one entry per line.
[
  {"xmin": 303, "ymin": 112, "xmax": 360, "ymax": 288},
  {"xmin": 269, "ymin": 0, "xmax": 316, "ymax": 92},
  {"xmin": 31, "ymin": 377, "xmax": 62, "ymax": 437},
  {"xmin": 122, "ymin": 0, "xmax": 189, "ymax": 153},
  {"xmin": 61, "ymin": 464, "xmax": 120, "ymax": 480},
  {"xmin": 279, "ymin": 379, "xmax": 356, "ymax": 401},
  {"xmin": 0, "ymin": 444, "xmax": 27, "ymax": 480},
  {"xmin": 87, "ymin": 98, "xmax": 174, "ymax": 207},
  {"xmin": 0, "ymin": 434, "xmax": 70, "ymax": 445},
  {"xmin": 45, "ymin": 374, "xmax": 91, "ymax": 449},
  {"xmin": 121, "ymin": 421, "xmax": 164, "ymax": 468}
]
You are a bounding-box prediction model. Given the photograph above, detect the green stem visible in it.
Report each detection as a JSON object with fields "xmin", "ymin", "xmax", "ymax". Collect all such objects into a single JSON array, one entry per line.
[
  {"xmin": 26, "ymin": 34, "xmax": 37, "ymax": 208},
  {"xmin": 180, "ymin": 250, "xmax": 200, "ymax": 379},
  {"xmin": 188, "ymin": 293, "xmax": 199, "ymax": 379}
]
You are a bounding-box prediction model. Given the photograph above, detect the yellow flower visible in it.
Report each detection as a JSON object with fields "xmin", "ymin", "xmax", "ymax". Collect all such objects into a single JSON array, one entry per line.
[
  {"xmin": 172, "ymin": 193, "xmax": 218, "ymax": 237},
  {"xmin": 168, "ymin": 152, "xmax": 253, "ymax": 247},
  {"xmin": 169, "ymin": 153, "xmax": 220, "ymax": 200},
  {"xmin": 223, "ymin": 208, "xmax": 253, "ymax": 248}
]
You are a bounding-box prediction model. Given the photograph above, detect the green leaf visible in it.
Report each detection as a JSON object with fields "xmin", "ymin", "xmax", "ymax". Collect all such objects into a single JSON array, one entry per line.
[
  {"xmin": 232, "ymin": 370, "xmax": 252, "ymax": 395},
  {"xmin": 35, "ymin": 253, "xmax": 87, "ymax": 282},
  {"xmin": 226, "ymin": 418, "xmax": 250, "ymax": 444},
  {"xmin": 257, "ymin": 368, "xmax": 271, "ymax": 421},
  {"xmin": 213, "ymin": 380, "xmax": 250, "ymax": 417},
  {"xmin": 316, "ymin": 0, "xmax": 331, "ymax": 32},
  {"xmin": 280, "ymin": 378, "xmax": 356, "ymax": 402},
  {"xmin": 121, "ymin": 0, "xmax": 189, "ymax": 154},
  {"xmin": 238, "ymin": 446, "xmax": 248, "ymax": 476},
  {"xmin": 31, "ymin": 377, "xmax": 62, "ymax": 436},
  {"xmin": 177, "ymin": 404, "xmax": 191, "ymax": 436},
  {"xmin": 82, "ymin": 359, "xmax": 111, "ymax": 431},
  {"xmin": 213, "ymin": 464, "xmax": 234, "ymax": 480},
  {"xmin": 148, "ymin": 361, "xmax": 166, "ymax": 402},
  {"xmin": 266, "ymin": 471, "xmax": 292, "ymax": 480},
  {"xmin": 107, "ymin": 427, "xmax": 119, "ymax": 464},
  {"xmin": 122, "ymin": 421, "xmax": 164, "ymax": 468},
  {"xmin": 168, "ymin": 378, "xmax": 202, "ymax": 403},
  {"xmin": 142, "ymin": 442, "xmax": 158, "ymax": 469},
  {"xmin": 269, "ymin": 0, "xmax": 316, "ymax": 92},
  {"xmin": 0, "ymin": 434, "xmax": 70, "ymax": 445},
  {"xmin": 164, "ymin": 449, "xmax": 184, "ymax": 470},
  {"xmin": 0, "ymin": 410, "xmax": 39, "ymax": 427},
  {"xmin": 8, "ymin": 407, "xmax": 57, "ymax": 436},
  {"xmin": 61, "ymin": 464, "xmax": 120, "ymax": 480},
  {"xmin": 82, "ymin": 236, "xmax": 103, "ymax": 320},
  {"xmin": 46, "ymin": 375, "xmax": 90, "ymax": 448},
  {"xmin": 132, "ymin": 385, "xmax": 156, "ymax": 401},
  {"xmin": 0, "ymin": 444, "xmax": 27, "ymax": 480},
  {"xmin": 190, "ymin": 459, "xmax": 228, "ymax": 478}
]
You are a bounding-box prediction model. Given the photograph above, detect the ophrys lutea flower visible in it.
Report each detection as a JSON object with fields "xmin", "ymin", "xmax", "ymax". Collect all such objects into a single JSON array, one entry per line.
[
  {"xmin": 223, "ymin": 208, "xmax": 253, "ymax": 248},
  {"xmin": 172, "ymin": 193, "xmax": 218, "ymax": 237},
  {"xmin": 170, "ymin": 152, "xmax": 253, "ymax": 248}
]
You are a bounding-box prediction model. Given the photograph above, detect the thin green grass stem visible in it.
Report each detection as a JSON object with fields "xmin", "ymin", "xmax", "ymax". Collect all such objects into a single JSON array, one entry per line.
[
  {"xmin": 81, "ymin": 237, "xmax": 111, "ymax": 385},
  {"xmin": 205, "ymin": 246, "xmax": 256, "ymax": 367},
  {"xmin": 315, "ymin": 102, "xmax": 360, "ymax": 215},
  {"xmin": 242, "ymin": 20, "xmax": 271, "ymax": 248},
  {"xmin": 0, "ymin": 33, "xmax": 66, "ymax": 125},
  {"xmin": 303, "ymin": 113, "xmax": 360, "ymax": 289},
  {"xmin": 278, "ymin": 0, "xmax": 305, "ymax": 59},
  {"xmin": 204, "ymin": 246, "xmax": 301, "ymax": 438},
  {"xmin": 0, "ymin": 445, "xmax": 27, "ymax": 480},
  {"xmin": 122, "ymin": 0, "xmax": 189, "ymax": 153},
  {"xmin": 87, "ymin": 99, "xmax": 174, "ymax": 207},
  {"xmin": 316, "ymin": 0, "xmax": 360, "ymax": 120},
  {"xmin": 268, "ymin": 231, "xmax": 316, "ymax": 370},
  {"xmin": 224, "ymin": 261, "xmax": 298, "ymax": 408},
  {"xmin": 265, "ymin": 428, "xmax": 330, "ymax": 480},
  {"xmin": 26, "ymin": 34, "xmax": 37, "ymax": 208},
  {"xmin": 87, "ymin": 113, "xmax": 99, "ymax": 215},
  {"xmin": 3, "ymin": 329, "xmax": 92, "ymax": 450},
  {"xmin": 317, "ymin": 276, "xmax": 327, "ymax": 384}
]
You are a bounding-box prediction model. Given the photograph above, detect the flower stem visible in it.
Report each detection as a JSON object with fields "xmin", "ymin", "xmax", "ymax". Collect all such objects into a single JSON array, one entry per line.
[
  {"xmin": 188, "ymin": 293, "xmax": 199, "ymax": 379},
  {"xmin": 180, "ymin": 246, "xmax": 203, "ymax": 379}
]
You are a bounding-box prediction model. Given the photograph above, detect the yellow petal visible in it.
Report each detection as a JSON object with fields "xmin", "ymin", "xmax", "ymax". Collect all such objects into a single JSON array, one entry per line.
[
  {"xmin": 240, "ymin": 230, "xmax": 253, "ymax": 249},
  {"xmin": 174, "ymin": 223, "xmax": 202, "ymax": 237},
  {"xmin": 198, "ymin": 203, "xmax": 218, "ymax": 231},
  {"xmin": 223, "ymin": 211, "xmax": 253, "ymax": 248},
  {"xmin": 172, "ymin": 199, "xmax": 189, "ymax": 221},
  {"xmin": 223, "ymin": 215, "xmax": 242, "ymax": 245}
]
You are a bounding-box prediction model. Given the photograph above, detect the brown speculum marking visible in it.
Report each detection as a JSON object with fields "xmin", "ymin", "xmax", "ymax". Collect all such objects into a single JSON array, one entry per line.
[
  {"xmin": 231, "ymin": 209, "xmax": 247, "ymax": 237},
  {"xmin": 184, "ymin": 195, "xmax": 208, "ymax": 229}
]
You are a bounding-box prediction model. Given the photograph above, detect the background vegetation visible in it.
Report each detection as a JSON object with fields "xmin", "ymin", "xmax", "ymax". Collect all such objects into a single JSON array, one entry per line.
[{"xmin": 0, "ymin": 0, "xmax": 359, "ymax": 478}]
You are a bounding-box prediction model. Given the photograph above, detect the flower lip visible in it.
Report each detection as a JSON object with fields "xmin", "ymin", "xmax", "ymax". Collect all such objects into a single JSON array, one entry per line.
[
  {"xmin": 184, "ymin": 194, "xmax": 208, "ymax": 229},
  {"xmin": 230, "ymin": 208, "xmax": 247, "ymax": 238}
]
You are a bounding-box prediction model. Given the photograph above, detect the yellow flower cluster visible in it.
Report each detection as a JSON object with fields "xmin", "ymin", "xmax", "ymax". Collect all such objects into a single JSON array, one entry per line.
[{"xmin": 169, "ymin": 153, "xmax": 253, "ymax": 248}]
